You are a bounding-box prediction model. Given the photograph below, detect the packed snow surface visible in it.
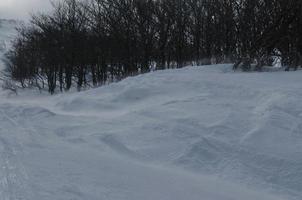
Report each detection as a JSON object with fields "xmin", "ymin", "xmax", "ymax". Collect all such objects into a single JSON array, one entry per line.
[{"xmin": 0, "ymin": 64, "xmax": 301, "ymax": 200}]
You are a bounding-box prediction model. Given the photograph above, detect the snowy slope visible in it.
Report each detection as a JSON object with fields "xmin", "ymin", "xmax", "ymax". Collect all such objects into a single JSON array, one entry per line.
[
  {"xmin": 0, "ymin": 64, "xmax": 301, "ymax": 199},
  {"xmin": 0, "ymin": 20, "xmax": 17, "ymax": 49},
  {"xmin": 0, "ymin": 19, "xmax": 18, "ymax": 71},
  {"xmin": 0, "ymin": 19, "xmax": 301, "ymax": 200}
]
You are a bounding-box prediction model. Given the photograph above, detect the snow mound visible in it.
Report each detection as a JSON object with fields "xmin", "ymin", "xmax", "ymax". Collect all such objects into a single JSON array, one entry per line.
[{"xmin": 0, "ymin": 64, "xmax": 301, "ymax": 199}]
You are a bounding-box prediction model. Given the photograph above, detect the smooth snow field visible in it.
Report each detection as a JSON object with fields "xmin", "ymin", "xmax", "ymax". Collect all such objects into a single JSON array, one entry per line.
[{"xmin": 0, "ymin": 20, "xmax": 302, "ymax": 200}]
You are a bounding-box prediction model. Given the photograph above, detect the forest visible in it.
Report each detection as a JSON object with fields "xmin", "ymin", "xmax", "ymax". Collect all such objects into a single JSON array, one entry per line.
[{"xmin": 4, "ymin": 0, "xmax": 302, "ymax": 93}]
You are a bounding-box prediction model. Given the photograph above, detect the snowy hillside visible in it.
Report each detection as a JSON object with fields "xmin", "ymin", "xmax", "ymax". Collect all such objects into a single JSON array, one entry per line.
[
  {"xmin": 0, "ymin": 18, "xmax": 300, "ymax": 200},
  {"xmin": 0, "ymin": 64, "xmax": 300, "ymax": 199},
  {"xmin": 0, "ymin": 19, "xmax": 17, "ymax": 48},
  {"xmin": 0, "ymin": 19, "xmax": 18, "ymax": 70}
]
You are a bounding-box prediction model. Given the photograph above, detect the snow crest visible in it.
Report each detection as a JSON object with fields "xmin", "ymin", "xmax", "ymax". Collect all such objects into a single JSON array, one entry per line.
[{"xmin": 0, "ymin": 64, "xmax": 301, "ymax": 199}]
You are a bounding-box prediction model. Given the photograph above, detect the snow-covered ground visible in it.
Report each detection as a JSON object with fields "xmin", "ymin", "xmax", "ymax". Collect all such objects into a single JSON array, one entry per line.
[
  {"xmin": 0, "ymin": 20, "xmax": 301, "ymax": 200},
  {"xmin": 0, "ymin": 65, "xmax": 300, "ymax": 200}
]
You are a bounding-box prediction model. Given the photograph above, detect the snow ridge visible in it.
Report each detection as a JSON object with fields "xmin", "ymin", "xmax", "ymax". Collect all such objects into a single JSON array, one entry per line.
[
  {"xmin": 0, "ymin": 20, "xmax": 300, "ymax": 199},
  {"xmin": 0, "ymin": 65, "xmax": 299, "ymax": 199}
]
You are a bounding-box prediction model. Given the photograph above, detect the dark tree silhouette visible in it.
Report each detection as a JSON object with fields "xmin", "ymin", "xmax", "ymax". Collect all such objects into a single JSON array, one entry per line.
[{"xmin": 5, "ymin": 0, "xmax": 302, "ymax": 93}]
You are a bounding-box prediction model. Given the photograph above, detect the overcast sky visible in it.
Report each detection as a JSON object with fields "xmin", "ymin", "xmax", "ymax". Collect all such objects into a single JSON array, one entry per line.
[{"xmin": 0, "ymin": 0, "xmax": 53, "ymax": 20}]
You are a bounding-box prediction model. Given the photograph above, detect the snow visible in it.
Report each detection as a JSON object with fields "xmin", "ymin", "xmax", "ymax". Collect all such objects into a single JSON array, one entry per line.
[
  {"xmin": 0, "ymin": 22, "xmax": 301, "ymax": 200},
  {"xmin": 0, "ymin": 65, "xmax": 300, "ymax": 200},
  {"xmin": 0, "ymin": 19, "xmax": 17, "ymax": 72}
]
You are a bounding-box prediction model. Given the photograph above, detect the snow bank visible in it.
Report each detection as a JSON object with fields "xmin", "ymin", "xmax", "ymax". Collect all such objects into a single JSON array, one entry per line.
[{"xmin": 0, "ymin": 64, "xmax": 301, "ymax": 199}]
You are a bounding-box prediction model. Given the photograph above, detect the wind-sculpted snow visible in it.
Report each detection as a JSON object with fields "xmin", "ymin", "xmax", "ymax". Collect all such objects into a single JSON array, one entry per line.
[{"xmin": 0, "ymin": 64, "xmax": 301, "ymax": 199}]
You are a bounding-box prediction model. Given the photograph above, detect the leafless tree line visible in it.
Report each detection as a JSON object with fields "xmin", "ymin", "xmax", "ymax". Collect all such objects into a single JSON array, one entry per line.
[{"xmin": 4, "ymin": 0, "xmax": 302, "ymax": 93}]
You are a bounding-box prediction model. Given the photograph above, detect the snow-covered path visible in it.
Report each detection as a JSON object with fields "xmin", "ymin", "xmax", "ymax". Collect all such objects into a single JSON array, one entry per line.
[{"xmin": 0, "ymin": 65, "xmax": 301, "ymax": 199}]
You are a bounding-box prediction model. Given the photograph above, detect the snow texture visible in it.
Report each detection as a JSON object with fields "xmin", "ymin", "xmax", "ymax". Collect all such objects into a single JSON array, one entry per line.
[{"xmin": 0, "ymin": 21, "xmax": 300, "ymax": 200}]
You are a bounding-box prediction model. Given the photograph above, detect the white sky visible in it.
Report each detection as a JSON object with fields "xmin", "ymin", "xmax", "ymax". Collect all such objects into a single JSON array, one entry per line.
[{"xmin": 0, "ymin": 0, "xmax": 53, "ymax": 20}]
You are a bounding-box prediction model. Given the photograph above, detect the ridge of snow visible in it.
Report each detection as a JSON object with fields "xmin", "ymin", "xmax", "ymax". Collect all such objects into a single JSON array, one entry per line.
[
  {"xmin": 0, "ymin": 18, "xmax": 301, "ymax": 200},
  {"xmin": 0, "ymin": 64, "xmax": 300, "ymax": 199}
]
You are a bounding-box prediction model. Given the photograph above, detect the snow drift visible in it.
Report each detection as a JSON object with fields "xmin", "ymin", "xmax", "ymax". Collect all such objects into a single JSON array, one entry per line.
[{"xmin": 0, "ymin": 64, "xmax": 301, "ymax": 199}]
